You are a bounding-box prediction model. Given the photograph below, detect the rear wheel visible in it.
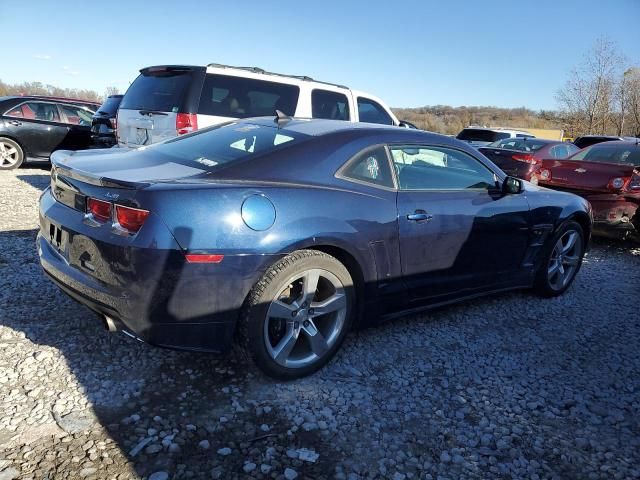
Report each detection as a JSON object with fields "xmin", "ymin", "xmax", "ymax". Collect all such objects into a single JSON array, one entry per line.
[
  {"xmin": 240, "ymin": 250, "xmax": 354, "ymax": 379},
  {"xmin": 0, "ymin": 138, "xmax": 24, "ymax": 170},
  {"xmin": 534, "ymin": 220, "xmax": 585, "ymax": 297}
]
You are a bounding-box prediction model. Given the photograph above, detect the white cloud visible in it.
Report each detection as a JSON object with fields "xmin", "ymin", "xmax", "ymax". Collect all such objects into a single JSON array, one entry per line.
[{"xmin": 34, "ymin": 54, "xmax": 52, "ymax": 60}]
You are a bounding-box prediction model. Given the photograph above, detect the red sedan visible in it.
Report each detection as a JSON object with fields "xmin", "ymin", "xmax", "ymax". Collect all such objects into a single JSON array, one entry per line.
[
  {"xmin": 538, "ymin": 141, "xmax": 640, "ymax": 240},
  {"xmin": 478, "ymin": 138, "xmax": 579, "ymax": 184}
]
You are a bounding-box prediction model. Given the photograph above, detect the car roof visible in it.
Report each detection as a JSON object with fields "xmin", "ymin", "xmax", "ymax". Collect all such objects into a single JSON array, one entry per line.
[
  {"xmin": 462, "ymin": 126, "xmax": 531, "ymax": 134},
  {"xmin": 244, "ymin": 116, "xmax": 413, "ymax": 137},
  {"xmin": 0, "ymin": 95, "xmax": 99, "ymax": 106},
  {"xmin": 582, "ymin": 140, "xmax": 639, "ymax": 148}
]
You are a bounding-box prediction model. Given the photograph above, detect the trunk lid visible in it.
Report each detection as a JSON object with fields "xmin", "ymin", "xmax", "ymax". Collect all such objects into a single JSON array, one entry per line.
[
  {"xmin": 50, "ymin": 148, "xmax": 210, "ymax": 214},
  {"xmin": 540, "ymin": 159, "xmax": 637, "ymax": 193}
]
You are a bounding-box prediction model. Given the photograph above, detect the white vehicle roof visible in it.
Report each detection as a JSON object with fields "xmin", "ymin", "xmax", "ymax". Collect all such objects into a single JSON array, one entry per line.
[{"xmin": 206, "ymin": 63, "xmax": 350, "ymax": 91}]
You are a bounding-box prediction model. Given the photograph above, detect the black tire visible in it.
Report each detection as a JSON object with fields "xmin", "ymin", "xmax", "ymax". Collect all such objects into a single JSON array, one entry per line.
[
  {"xmin": 0, "ymin": 137, "xmax": 24, "ymax": 170},
  {"xmin": 533, "ymin": 220, "xmax": 585, "ymax": 297},
  {"xmin": 239, "ymin": 249, "xmax": 354, "ymax": 380}
]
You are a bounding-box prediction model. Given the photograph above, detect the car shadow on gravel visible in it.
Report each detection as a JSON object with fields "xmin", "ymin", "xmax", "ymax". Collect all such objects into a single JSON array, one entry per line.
[
  {"xmin": 0, "ymin": 227, "xmax": 340, "ymax": 479},
  {"xmin": 16, "ymin": 174, "xmax": 50, "ymax": 191}
]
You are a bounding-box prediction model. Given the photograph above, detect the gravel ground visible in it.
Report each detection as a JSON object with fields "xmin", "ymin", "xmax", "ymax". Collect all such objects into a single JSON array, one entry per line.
[{"xmin": 1, "ymin": 167, "xmax": 639, "ymax": 480}]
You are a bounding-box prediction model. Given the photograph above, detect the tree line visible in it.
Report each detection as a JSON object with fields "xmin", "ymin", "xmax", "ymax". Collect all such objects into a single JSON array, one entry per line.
[{"xmin": 0, "ymin": 80, "xmax": 118, "ymax": 103}]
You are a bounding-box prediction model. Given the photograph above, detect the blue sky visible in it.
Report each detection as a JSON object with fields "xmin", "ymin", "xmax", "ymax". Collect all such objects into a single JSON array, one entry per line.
[{"xmin": 2, "ymin": 0, "xmax": 639, "ymax": 110}]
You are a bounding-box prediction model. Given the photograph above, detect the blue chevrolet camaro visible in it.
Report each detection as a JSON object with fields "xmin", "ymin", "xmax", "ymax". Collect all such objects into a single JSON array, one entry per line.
[{"xmin": 38, "ymin": 117, "xmax": 592, "ymax": 378}]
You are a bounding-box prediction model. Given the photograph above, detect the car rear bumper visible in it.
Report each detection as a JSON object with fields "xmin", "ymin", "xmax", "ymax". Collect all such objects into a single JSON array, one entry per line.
[
  {"xmin": 37, "ymin": 188, "xmax": 278, "ymax": 352},
  {"xmin": 589, "ymin": 196, "xmax": 639, "ymax": 239}
]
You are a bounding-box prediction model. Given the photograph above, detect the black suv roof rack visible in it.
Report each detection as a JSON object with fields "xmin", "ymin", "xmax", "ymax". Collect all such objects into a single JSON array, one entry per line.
[{"xmin": 206, "ymin": 63, "xmax": 348, "ymax": 90}]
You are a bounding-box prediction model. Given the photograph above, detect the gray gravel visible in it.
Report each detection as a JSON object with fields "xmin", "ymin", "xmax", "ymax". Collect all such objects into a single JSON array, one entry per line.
[{"xmin": 1, "ymin": 167, "xmax": 639, "ymax": 479}]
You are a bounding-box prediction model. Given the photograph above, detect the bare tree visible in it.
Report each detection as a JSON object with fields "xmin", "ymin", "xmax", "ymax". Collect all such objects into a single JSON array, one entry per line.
[
  {"xmin": 625, "ymin": 68, "xmax": 640, "ymax": 137},
  {"xmin": 557, "ymin": 37, "xmax": 624, "ymax": 136},
  {"xmin": 105, "ymin": 85, "xmax": 120, "ymax": 96}
]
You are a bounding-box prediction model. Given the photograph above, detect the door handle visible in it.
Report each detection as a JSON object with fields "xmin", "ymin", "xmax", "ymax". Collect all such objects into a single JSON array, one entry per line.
[
  {"xmin": 407, "ymin": 210, "xmax": 433, "ymax": 222},
  {"xmin": 8, "ymin": 120, "xmax": 21, "ymax": 126}
]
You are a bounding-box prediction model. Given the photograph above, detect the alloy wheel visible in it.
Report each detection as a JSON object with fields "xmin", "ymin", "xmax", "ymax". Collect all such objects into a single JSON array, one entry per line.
[
  {"xmin": 263, "ymin": 268, "xmax": 347, "ymax": 369},
  {"xmin": 0, "ymin": 141, "xmax": 20, "ymax": 168},
  {"xmin": 547, "ymin": 229, "xmax": 582, "ymax": 291}
]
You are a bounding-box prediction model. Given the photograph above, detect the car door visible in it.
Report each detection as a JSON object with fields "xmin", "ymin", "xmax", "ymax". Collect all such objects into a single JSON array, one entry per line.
[
  {"xmin": 57, "ymin": 103, "xmax": 94, "ymax": 150},
  {"xmin": 3, "ymin": 101, "xmax": 70, "ymax": 158},
  {"xmin": 390, "ymin": 144, "xmax": 531, "ymax": 302}
]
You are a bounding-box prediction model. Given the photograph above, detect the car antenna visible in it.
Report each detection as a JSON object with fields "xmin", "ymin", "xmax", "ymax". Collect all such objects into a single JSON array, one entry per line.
[{"xmin": 274, "ymin": 110, "xmax": 292, "ymax": 127}]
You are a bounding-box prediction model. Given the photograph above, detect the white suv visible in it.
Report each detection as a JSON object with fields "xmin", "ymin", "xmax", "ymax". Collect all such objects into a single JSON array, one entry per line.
[
  {"xmin": 456, "ymin": 127, "xmax": 535, "ymax": 147},
  {"xmin": 117, "ymin": 63, "xmax": 401, "ymax": 147}
]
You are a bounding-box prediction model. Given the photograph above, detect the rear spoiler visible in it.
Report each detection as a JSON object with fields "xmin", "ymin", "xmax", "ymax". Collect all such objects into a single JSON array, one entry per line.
[{"xmin": 50, "ymin": 150, "xmax": 148, "ymax": 190}]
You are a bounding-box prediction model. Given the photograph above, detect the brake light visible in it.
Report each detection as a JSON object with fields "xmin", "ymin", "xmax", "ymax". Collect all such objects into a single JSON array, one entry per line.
[
  {"xmin": 115, "ymin": 205, "xmax": 150, "ymax": 232},
  {"xmin": 176, "ymin": 113, "xmax": 198, "ymax": 135},
  {"xmin": 607, "ymin": 177, "xmax": 630, "ymax": 191},
  {"xmin": 511, "ymin": 153, "xmax": 539, "ymax": 165},
  {"xmin": 628, "ymin": 172, "xmax": 640, "ymax": 191},
  {"xmin": 87, "ymin": 198, "xmax": 112, "ymax": 222},
  {"xmin": 185, "ymin": 253, "xmax": 224, "ymax": 264},
  {"xmin": 539, "ymin": 168, "xmax": 552, "ymax": 181},
  {"xmin": 110, "ymin": 117, "xmax": 117, "ymax": 130}
]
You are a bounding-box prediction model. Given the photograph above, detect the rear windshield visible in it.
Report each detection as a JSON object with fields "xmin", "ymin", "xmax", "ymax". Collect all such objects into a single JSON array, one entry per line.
[
  {"xmin": 120, "ymin": 71, "xmax": 193, "ymax": 112},
  {"xmin": 198, "ymin": 74, "xmax": 300, "ymax": 118},
  {"xmin": 573, "ymin": 137, "xmax": 618, "ymax": 149},
  {"xmin": 486, "ymin": 138, "xmax": 549, "ymax": 152},
  {"xmin": 571, "ymin": 144, "xmax": 640, "ymax": 166},
  {"xmin": 456, "ymin": 129, "xmax": 510, "ymax": 142},
  {"xmin": 145, "ymin": 122, "xmax": 308, "ymax": 170},
  {"xmin": 97, "ymin": 96, "xmax": 122, "ymax": 115}
]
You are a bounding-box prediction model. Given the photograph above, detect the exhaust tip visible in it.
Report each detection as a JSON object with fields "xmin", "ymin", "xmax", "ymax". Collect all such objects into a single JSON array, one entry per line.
[{"xmin": 104, "ymin": 316, "xmax": 119, "ymax": 332}]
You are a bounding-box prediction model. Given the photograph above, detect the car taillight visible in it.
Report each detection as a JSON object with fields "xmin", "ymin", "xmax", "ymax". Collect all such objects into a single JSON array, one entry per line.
[
  {"xmin": 628, "ymin": 172, "xmax": 640, "ymax": 191},
  {"xmin": 115, "ymin": 205, "xmax": 150, "ymax": 232},
  {"xmin": 176, "ymin": 113, "xmax": 198, "ymax": 135},
  {"xmin": 511, "ymin": 153, "xmax": 538, "ymax": 165},
  {"xmin": 539, "ymin": 168, "xmax": 552, "ymax": 181},
  {"xmin": 86, "ymin": 198, "xmax": 112, "ymax": 222},
  {"xmin": 607, "ymin": 177, "xmax": 630, "ymax": 191},
  {"xmin": 110, "ymin": 117, "xmax": 117, "ymax": 130}
]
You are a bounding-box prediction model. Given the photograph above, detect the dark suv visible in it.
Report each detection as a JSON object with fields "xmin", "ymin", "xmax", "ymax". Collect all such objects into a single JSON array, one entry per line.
[
  {"xmin": 91, "ymin": 94, "xmax": 122, "ymax": 147},
  {"xmin": 0, "ymin": 96, "xmax": 99, "ymax": 169}
]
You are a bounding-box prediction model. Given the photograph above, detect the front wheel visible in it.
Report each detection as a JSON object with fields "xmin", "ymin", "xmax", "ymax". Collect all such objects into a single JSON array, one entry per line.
[
  {"xmin": 534, "ymin": 220, "xmax": 585, "ymax": 297},
  {"xmin": 0, "ymin": 138, "xmax": 24, "ymax": 170},
  {"xmin": 239, "ymin": 250, "xmax": 354, "ymax": 379}
]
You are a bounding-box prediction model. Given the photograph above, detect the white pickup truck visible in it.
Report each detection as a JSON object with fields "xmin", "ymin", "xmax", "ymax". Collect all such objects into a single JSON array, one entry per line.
[{"xmin": 117, "ymin": 63, "xmax": 409, "ymax": 148}]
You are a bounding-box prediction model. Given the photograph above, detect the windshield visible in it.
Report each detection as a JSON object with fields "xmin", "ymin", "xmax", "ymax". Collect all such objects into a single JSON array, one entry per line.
[
  {"xmin": 570, "ymin": 143, "xmax": 640, "ymax": 166},
  {"xmin": 456, "ymin": 129, "xmax": 510, "ymax": 142},
  {"xmin": 486, "ymin": 138, "xmax": 549, "ymax": 152},
  {"xmin": 144, "ymin": 122, "xmax": 309, "ymax": 170}
]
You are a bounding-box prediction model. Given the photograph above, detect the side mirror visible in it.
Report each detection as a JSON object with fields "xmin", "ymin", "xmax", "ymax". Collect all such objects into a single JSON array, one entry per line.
[{"xmin": 503, "ymin": 176, "xmax": 524, "ymax": 194}]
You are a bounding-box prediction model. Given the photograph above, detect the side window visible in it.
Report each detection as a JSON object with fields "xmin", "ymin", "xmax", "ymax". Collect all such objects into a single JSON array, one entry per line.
[
  {"xmin": 390, "ymin": 145, "xmax": 496, "ymax": 190},
  {"xmin": 551, "ymin": 144, "xmax": 573, "ymax": 159},
  {"xmin": 198, "ymin": 74, "xmax": 300, "ymax": 118},
  {"xmin": 5, "ymin": 103, "xmax": 36, "ymax": 119},
  {"xmin": 565, "ymin": 143, "xmax": 580, "ymax": 157},
  {"xmin": 357, "ymin": 97, "xmax": 393, "ymax": 125},
  {"xmin": 28, "ymin": 102, "xmax": 60, "ymax": 122},
  {"xmin": 59, "ymin": 104, "xmax": 93, "ymax": 126},
  {"xmin": 311, "ymin": 89, "xmax": 350, "ymax": 120},
  {"xmin": 341, "ymin": 146, "xmax": 394, "ymax": 188}
]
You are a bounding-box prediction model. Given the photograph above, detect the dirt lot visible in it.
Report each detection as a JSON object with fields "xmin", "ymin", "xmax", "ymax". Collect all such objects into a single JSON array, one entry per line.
[{"xmin": 1, "ymin": 167, "xmax": 639, "ymax": 480}]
